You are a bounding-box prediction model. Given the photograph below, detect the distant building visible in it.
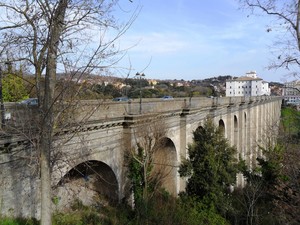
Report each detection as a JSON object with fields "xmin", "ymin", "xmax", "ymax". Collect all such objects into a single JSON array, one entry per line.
[
  {"xmin": 226, "ymin": 71, "xmax": 270, "ymax": 97},
  {"xmin": 283, "ymin": 80, "xmax": 300, "ymax": 103},
  {"xmin": 148, "ymin": 79, "xmax": 158, "ymax": 86}
]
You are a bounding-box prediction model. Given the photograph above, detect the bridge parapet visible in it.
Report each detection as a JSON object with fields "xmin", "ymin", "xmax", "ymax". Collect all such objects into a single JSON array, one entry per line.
[
  {"xmin": 0, "ymin": 95, "xmax": 283, "ymax": 219},
  {"xmin": 3, "ymin": 96, "xmax": 282, "ymax": 127}
]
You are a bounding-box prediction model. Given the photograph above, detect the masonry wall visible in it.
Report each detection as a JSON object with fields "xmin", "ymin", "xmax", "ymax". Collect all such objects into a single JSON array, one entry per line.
[{"xmin": 0, "ymin": 96, "xmax": 282, "ymax": 218}]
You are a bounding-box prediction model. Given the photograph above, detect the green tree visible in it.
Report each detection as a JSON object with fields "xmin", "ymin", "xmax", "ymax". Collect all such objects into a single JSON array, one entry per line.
[
  {"xmin": 93, "ymin": 83, "xmax": 121, "ymax": 98},
  {"xmin": 179, "ymin": 117, "xmax": 238, "ymax": 215},
  {"xmin": 126, "ymin": 118, "xmax": 171, "ymax": 222},
  {"xmin": 127, "ymin": 143, "xmax": 150, "ymax": 206},
  {"xmin": 235, "ymin": 144, "xmax": 285, "ymax": 225},
  {"xmin": 230, "ymin": 106, "xmax": 300, "ymax": 225},
  {"xmin": 3, "ymin": 73, "xmax": 29, "ymax": 102},
  {"xmin": 280, "ymin": 106, "xmax": 300, "ymax": 142}
]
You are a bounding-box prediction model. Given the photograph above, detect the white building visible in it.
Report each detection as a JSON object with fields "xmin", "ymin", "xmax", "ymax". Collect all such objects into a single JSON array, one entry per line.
[
  {"xmin": 226, "ymin": 71, "xmax": 270, "ymax": 97},
  {"xmin": 283, "ymin": 80, "xmax": 300, "ymax": 103}
]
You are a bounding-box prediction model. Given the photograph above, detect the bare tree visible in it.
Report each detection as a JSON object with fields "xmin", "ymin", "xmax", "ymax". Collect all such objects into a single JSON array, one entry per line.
[
  {"xmin": 239, "ymin": 0, "xmax": 300, "ymax": 75},
  {"xmin": 126, "ymin": 117, "xmax": 175, "ymax": 206},
  {"xmin": 0, "ymin": 0, "xmax": 137, "ymax": 224}
]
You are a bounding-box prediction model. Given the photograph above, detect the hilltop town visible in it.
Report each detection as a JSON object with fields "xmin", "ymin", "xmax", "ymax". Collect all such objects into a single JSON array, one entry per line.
[{"xmin": 53, "ymin": 71, "xmax": 284, "ymax": 101}]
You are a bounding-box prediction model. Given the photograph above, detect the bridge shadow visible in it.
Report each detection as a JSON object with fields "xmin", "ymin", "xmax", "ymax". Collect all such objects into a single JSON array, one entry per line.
[
  {"xmin": 152, "ymin": 137, "xmax": 177, "ymax": 196},
  {"xmin": 54, "ymin": 160, "xmax": 118, "ymax": 209}
]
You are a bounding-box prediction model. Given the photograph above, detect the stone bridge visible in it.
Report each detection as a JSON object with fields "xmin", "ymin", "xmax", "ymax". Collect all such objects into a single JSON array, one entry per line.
[{"xmin": 0, "ymin": 96, "xmax": 282, "ymax": 218}]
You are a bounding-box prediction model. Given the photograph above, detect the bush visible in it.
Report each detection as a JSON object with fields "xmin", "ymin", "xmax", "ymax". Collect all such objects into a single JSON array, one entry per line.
[{"xmin": 0, "ymin": 217, "xmax": 38, "ymax": 225}]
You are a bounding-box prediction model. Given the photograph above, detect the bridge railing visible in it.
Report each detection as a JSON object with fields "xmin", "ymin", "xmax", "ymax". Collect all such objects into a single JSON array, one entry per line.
[{"xmin": 2, "ymin": 96, "xmax": 282, "ymax": 126}]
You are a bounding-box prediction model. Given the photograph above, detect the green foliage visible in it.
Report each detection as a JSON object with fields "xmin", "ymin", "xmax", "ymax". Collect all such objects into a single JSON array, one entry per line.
[
  {"xmin": 229, "ymin": 187, "xmax": 280, "ymax": 225},
  {"xmin": 280, "ymin": 106, "xmax": 300, "ymax": 141},
  {"xmin": 179, "ymin": 117, "xmax": 238, "ymax": 215},
  {"xmin": 242, "ymin": 144, "xmax": 285, "ymax": 188},
  {"xmin": 93, "ymin": 83, "xmax": 121, "ymax": 98},
  {"xmin": 0, "ymin": 195, "xmax": 231, "ymax": 225},
  {"xmin": 177, "ymin": 194, "xmax": 230, "ymax": 225},
  {"xmin": 53, "ymin": 213, "xmax": 84, "ymax": 225},
  {"xmin": 117, "ymin": 192, "xmax": 229, "ymax": 225},
  {"xmin": 55, "ymin": 199, "xmax": 107, "ymax": 224},
  {"xmin": 126, "ymin": 142, "xmax": 157, "ymax": 211},
  {"xmin": 52, "ymin": 196, "xmax": 60, "ymax": 206},
  {"xmin": 2, "ymin": 73, "xmax": 29, "ymax": 102},
  {"xmin": 53, "ymin": 211, "xmax": 101, "ymax": 225},
  {"xmin": 258, "ymin": 144, "xmax": 285, "ymax": 185},
  {"xmin": 233, "ymin": 143, "xmax": 286, "ymax": 225},
  {"xmin": 127, "ymin": 144, "xmax": 145, "ymax": 204},
  {"xmin": 0, "ymin": 217, "xmax": 38, "ymax": 225}
]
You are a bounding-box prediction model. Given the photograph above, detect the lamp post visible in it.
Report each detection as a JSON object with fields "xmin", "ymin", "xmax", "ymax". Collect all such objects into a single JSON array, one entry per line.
[{"xmin": 136, "ymin": 72, "xmax": 145, "ymax": 114}]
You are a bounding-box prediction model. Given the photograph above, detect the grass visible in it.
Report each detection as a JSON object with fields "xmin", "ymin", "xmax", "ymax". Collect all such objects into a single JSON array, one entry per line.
[
  {"xmin": 0, "ymin": 217, "xmax": 38, "ymax": 225},
  {"xmin": 281, "ymin": 106, "xmax": 300, "ymax": 136}
]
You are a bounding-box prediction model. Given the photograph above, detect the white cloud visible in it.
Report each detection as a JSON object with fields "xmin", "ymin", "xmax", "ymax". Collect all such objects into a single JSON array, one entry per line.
[{"xmin": 122, "ymin": 31, "xmax": 188, "ymax": 54}]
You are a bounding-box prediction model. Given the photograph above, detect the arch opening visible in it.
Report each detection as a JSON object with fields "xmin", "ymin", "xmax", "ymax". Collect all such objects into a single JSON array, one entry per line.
[
  {"xmin": 219, "ymin": 119, "xmax": 225, "ymax": 134},
  {"xmin": 152, "ymin": 137, "xmax": 177, "ymax": 196},
  {"xmin": 54, "ymin": 160, "xmax": 118, "ymax": 209},
  {"xmin": 234, "ymin": 115, "xmax": 238, "ymax": 147}
]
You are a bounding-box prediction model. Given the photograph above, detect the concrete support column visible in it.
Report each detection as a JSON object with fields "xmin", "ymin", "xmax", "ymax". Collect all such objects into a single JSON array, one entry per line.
[
  {"xmin": 226, "ymin": 107, "xmax": 233, "ymax": 144},
  {"xmin": 238, "ymin": 108, "xmax": 245, "ymax": 160},
  {"xmin": 233, "ymin": 114, "xmax": 239, "ymax": 153},
  {"xmin": 121, "ymin": 121, "xmax": 134, "ymax": 203},
  {"xmin": 246, "ymin": 106, "xmax": 251, "ymax": 169},
  {"xmin": 179, "ymin": 114, "xmax": 187, "ymax": 193},
  {"xmin": 237, "ymin": 107, "xmax": 245, "ymax": 187},
  {"xmin": 257, "ymin": 102, "xmax": 262, "ymax": 158},
  {"xmin": 261, "ymin": 103, "xmax": 266, "ymax": 150},
  {"xmin": 250, "ymin": 103, "xmax": 258, "ymax": 168}
]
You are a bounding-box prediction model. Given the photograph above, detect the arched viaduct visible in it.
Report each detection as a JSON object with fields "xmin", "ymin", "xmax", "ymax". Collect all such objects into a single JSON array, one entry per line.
[{"xmin": 0, "ymin": 96, "xmax": 282, "ymax": 218}]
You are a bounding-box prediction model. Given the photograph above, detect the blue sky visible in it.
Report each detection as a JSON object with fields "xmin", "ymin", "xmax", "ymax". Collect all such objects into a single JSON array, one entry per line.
[{"xmin": 114, "ymin": 0, "xmax": 291, "ymax": 82}]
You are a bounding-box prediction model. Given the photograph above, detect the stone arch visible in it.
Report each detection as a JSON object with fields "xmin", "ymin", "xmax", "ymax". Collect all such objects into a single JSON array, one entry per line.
[
  {"xmin": 234, "ymin": 115, "xmax": 238, "ymax": 147},
  {"xmin": 197, "ymin": 125, "xmax": 204, "ymax": 131},
  {"xmin": 54, "ymin": 160, "xmax": 118, "ymax": 209},
  {"xmin": 152, "ymin": 137, "xmax": 177, "ymax": 195},
  {"xmin": 219, "ymin": 119, "xmax": 225, "ymax": 134}
]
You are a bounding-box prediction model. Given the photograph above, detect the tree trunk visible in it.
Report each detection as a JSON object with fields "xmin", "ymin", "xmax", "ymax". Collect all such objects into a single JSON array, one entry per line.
[
  {"xmin": 297, "ymin": 0, "xmax": 300, "ymax": 51},
  {"xmin": 40, "ymin": 1, "xmax": 68, "ymax": 224}
]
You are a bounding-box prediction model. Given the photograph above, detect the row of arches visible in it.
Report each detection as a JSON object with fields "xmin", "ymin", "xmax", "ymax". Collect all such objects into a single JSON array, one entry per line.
[
  {"xmin": 217, "ymin": 100, "xmax": 281, "ymax": 182},
  {"xmin": 53, "ymin": 100, "xmax": 281, "ymax": 209},
  {"xmin": 54, "ymin": 137, "xmax": 178, "ymax": 209}
]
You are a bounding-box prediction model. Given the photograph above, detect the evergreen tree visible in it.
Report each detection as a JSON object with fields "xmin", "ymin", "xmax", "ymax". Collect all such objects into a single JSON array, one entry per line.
[
  {"xmin": 179, "ymin": 117, "xmax": 238, "ymax": 215},
  {"xmin": 3, "ymin": 73, "xmax": 29, "ymax": 102}
]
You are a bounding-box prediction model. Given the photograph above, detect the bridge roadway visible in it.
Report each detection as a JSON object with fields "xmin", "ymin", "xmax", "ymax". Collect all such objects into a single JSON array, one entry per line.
[{"xmin": 0, "ymin": 96, "xmax": 282, "ymax": 218}]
